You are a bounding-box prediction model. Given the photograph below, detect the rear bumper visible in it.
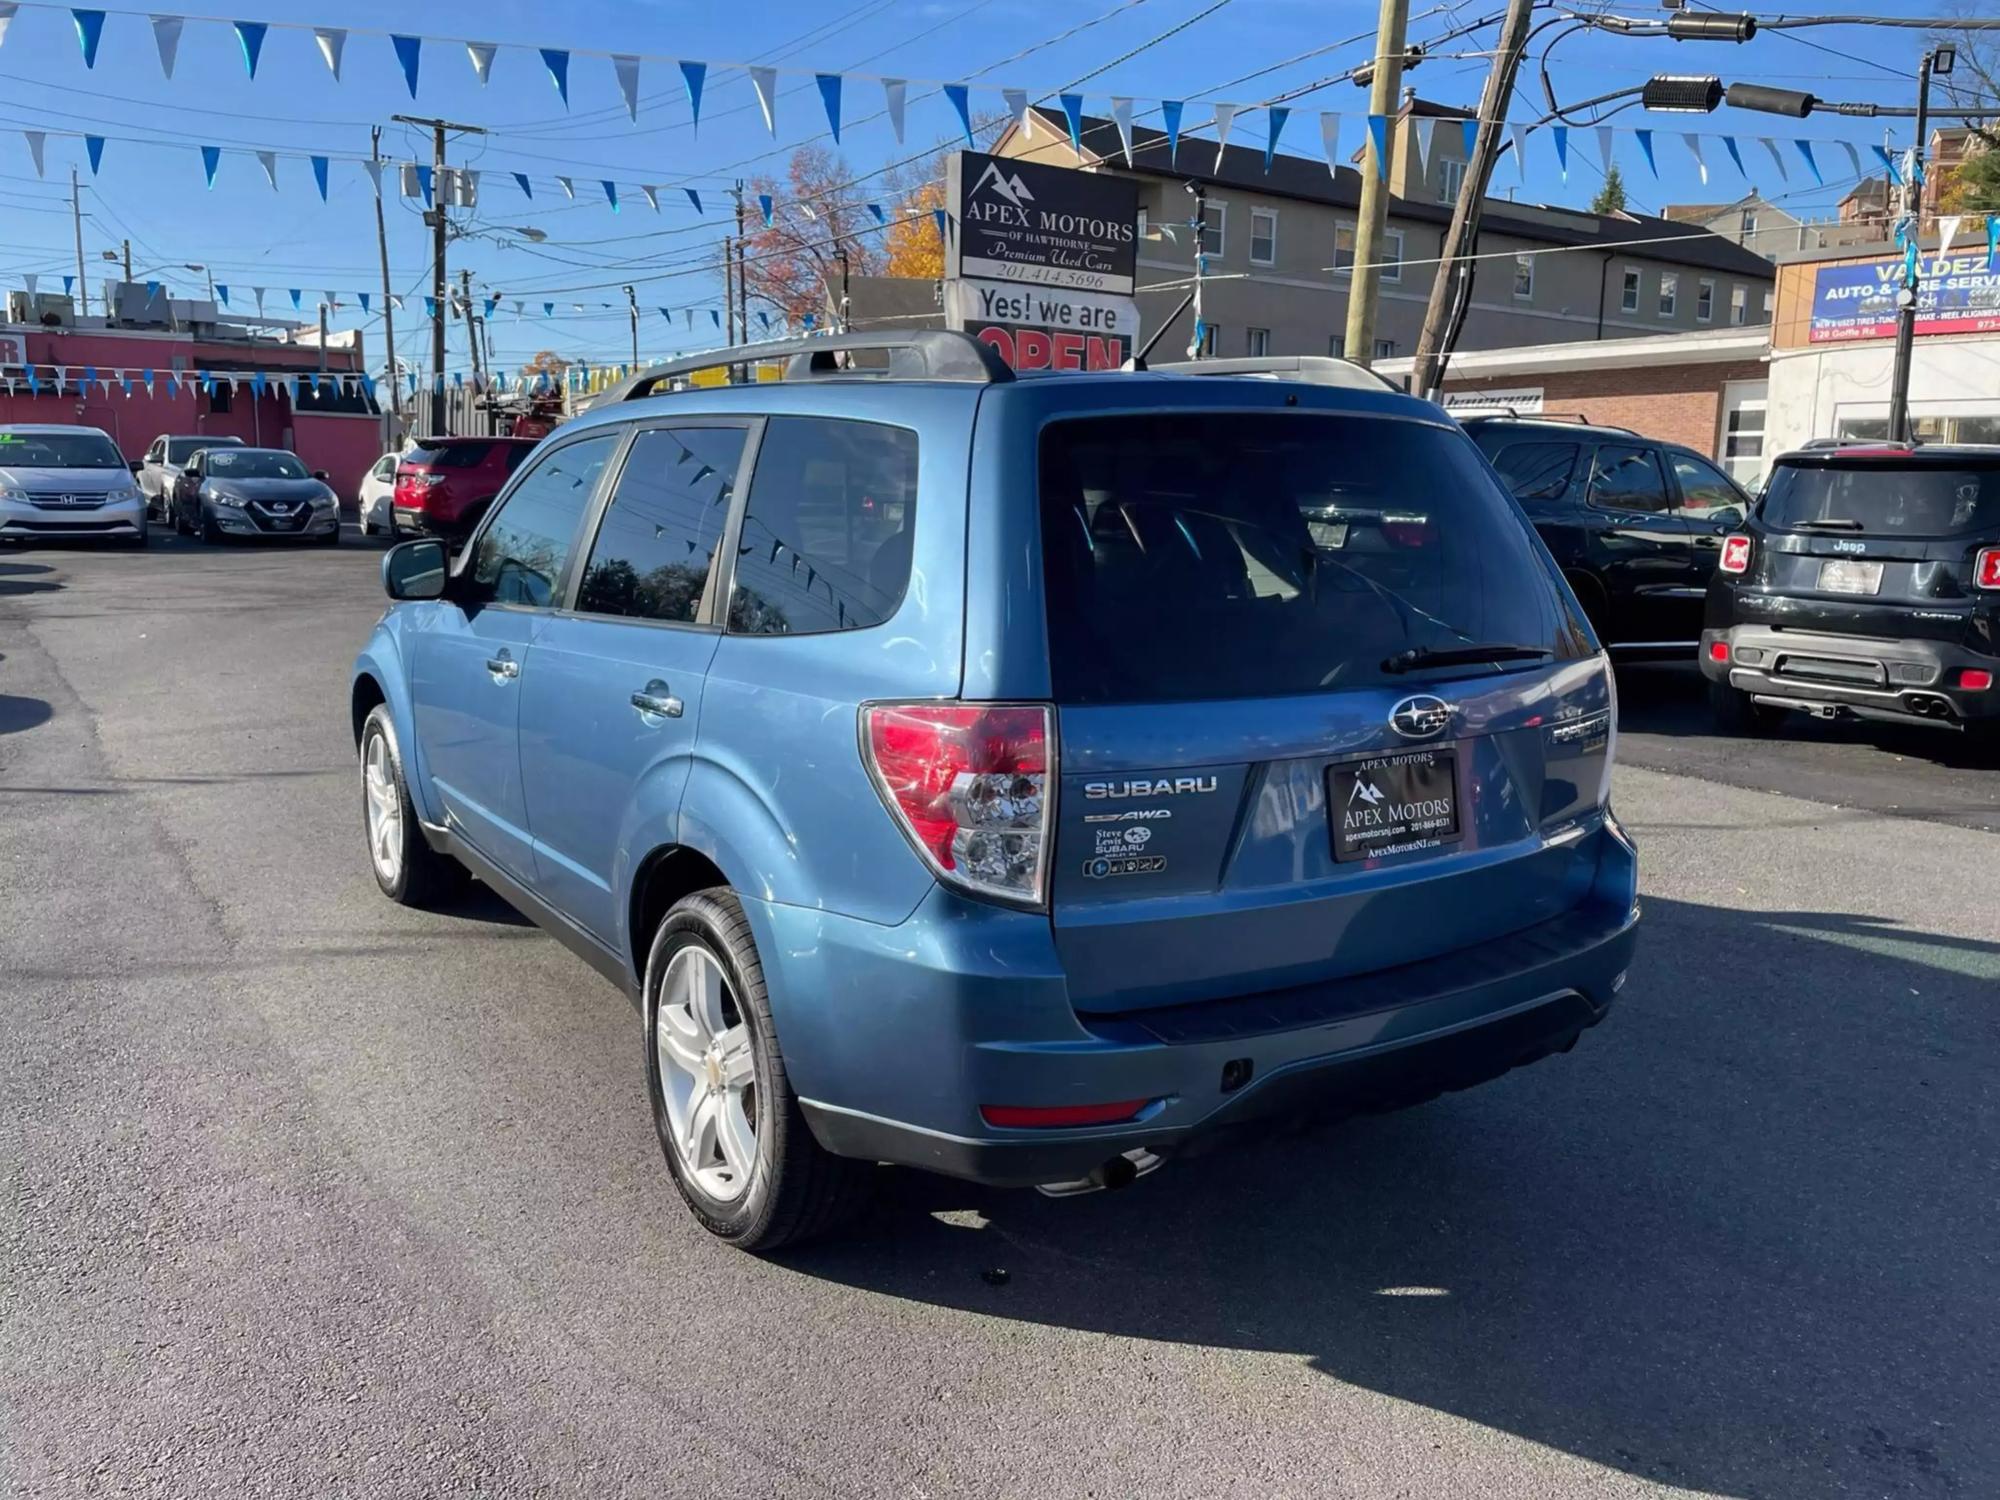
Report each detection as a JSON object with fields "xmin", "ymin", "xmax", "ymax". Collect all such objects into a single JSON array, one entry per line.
[
  {"xmin": 1700, "ymin": 623, "xmax": 1999, "ymax": 725},
  {"xmin": 768, "ymin": 821, "xmax": 1641, "ymax": 1188}
]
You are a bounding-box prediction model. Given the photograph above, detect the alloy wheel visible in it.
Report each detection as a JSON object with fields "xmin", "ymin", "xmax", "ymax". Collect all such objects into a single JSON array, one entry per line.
[
  {"xmin": 362, "ymin": 730, "xmax": 402, "ymax": 884},
  {"xmin": 654, "ymin": 947, "xmax": 759, "ymax": 1203}
]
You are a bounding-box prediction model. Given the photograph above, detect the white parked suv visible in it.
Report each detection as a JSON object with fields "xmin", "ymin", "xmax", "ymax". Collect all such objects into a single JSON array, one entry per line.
[
  {"xmin": 0, "ymin": 424, "xmax": 149, "ymax": 547},
  {"xmin": 357, "ymin": 450, "xmax": 399, "ymax": 535},
  {"xmin": 138, "ymin": 432, "xmax": 243, "ymax": 522}
]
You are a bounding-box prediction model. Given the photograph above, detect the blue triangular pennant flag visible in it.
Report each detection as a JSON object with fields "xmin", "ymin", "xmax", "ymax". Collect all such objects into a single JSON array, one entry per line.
[
  {"xmin": 759, "ymin": 311, "xmax": 771, "ymax": 332},
  {"xmin": 543, "ymin": 302, "xmax": 554, "ymax": 317},
  {"xmin": 234, "ymin": 20, "xmax": 266, "ymax": 78},
  {"xmin": 26, "ymin": 369, "xmax": 38, "ymax": 395},
  {"xmin": 1060, "ymin": 93, "xmax": 1085, "ymax": 153},
  {"xmin": 1162, "ymin": 100, "xmax": 1184, "ymax": 165},
  {"xmin": 361, "ymin": 373, "xmax": 375, "ymax": 400},
  {"xmin": 214, "ymin": 284, "xmax": 229, "ymax": 305},
  {"xmin": 867, "ymin": 202, "xmax": 886, "ymax": 225},
  {"xmin": 250, "ymin": 370, "xmax": 265, "ymax": 397},
  {"xmin": 1552, "ymin": 124, "xmax": 1569, "ymax": 180},
  {"xmin": 201, "ymin": 145, "xmax": 220, "ymax": 188},
  {"xmin": 1461, "ymin": 118, "xmax": 1479, "ymax": 160},
  {"xmin": 944, "ymin": 83, "xmax": 973, "ymax": 147},
  {"xmin": 1987, "ymin": 213, "xmax": 1998, "ymax": 266},
  {"xmin": 83, "ymin": 364, "xmax": 95, "ymax": 387},
  {"xmin": 142, "ymin": 367, "xmax": 154, "ymax": 393},
  {"xmin": 85, "ymin": 136, "xmax": 104, "ymax": 174},
  {"xmin": 392, "ymin": 34, "xmax": 421, "ymax": 98},
  {"xmin": 540, "ymin": 49, "xmax": 569, "ymax": 106},
  {"xmin": 1264, "ymin": 107, "xmax": 1289, "ymax": 173},
  {"xmin": 658, "ymin": 306, "xmax": 671, "ymax": 321},
  {"xmin": 513, "ymin": 172, "xmax": 534, "ymax": 199},
  {"xmin": 288, "ymin": 288, "xmax": 301, "ymax": 310},
  {"xmin": 353, "ymin": 291, "xmax": 367, "ymax": 313},
  {"xmin": 1367, "ymin": 114, "xmax": 1390, "ymax": 182},
  {"xmin": 1635, "ymin": 128, "xmax": 1657, "ymax": 177},
  {"xmin": 415, "ymin": 164, "xmax": 433, "ymax": 207},
  {"xmin": 62, "ymin": 275, "xmax": 74, "ymax": 296},
  {"xmin": 1795, "ymin": 139, "xmax": 1822, "ymax": 185},
  {"xmin": 710, "ymin": 309, "xmax": 721, "ymax": 329},
  {"xmin": 1874, "ymin": 144, "xmax": 1901, "ymax": 184},
  {"xmin": 933, "ymin": 206, "xmax": 948, "ymax": 241},
  {"xmin": 120, "ymin": 375, "xmax": 130, "ymax": 396},
  {"xmin": 816, "ymin": 73, "xmax": 842, "ymax": 143},
  {"xmin": 72, "ymin": 9, "xmax": 105, "ymax": 68},
  {"xmin": 758, "ymin": 193, "xmax": 774, "ymax": 228},
  {"xmin": 144, "ymin": 282, "xmax": 159, "ymax": 303},
  {"xmin": 424, "ymin": 296, "xmax": 437, "ymax": 318},
  {"xmin": 602, "ymin": 179, "xmax": 619, "ymax": 211},
  {"xmin": 1722, "ymin": 135, "xmax": 1746, "ymax": 179},
  {"xmin": 484, "ymin": 297, "xmax": 497, "ymax": 316},
  {"xmin": 685, "ymin": 187, "xmax": 703, "ymax": 215},
  {"xmin": 680, "ymin": 61, "xmax": 707, "ymax": 133},
  {"xmin": 311, "ymin": 156, "xmax": 329, "ymax": 201}
]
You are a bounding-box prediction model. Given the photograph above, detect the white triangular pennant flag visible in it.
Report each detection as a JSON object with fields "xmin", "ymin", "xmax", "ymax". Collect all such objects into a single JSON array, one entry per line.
[
  {"xmin": 749, "ymin": 66, "xmax": 779, "ymax": 135},
  {"xmin": 1938, "ymin": 214, "xmax": 1962, "ymax": 258},
  {"xmin": 614, "ymin": 54, "xmax": 640, "ymax": 122},
  {"xmin": 1003, "ymin": 88, "xmax": 1030, "ymax": 139},
  {"xmin": 362, "ymin": 158, "xmax": 383, "ymax": 196},
  {"xmin": 23, "ymin": 273, "xmax": 36, "ymax": 296},
  {"xmin": 1595, "ymin": 125, "xmax": 1615, "ymax": 174},
  {"xmin": 1412, "ymin": 117, "xmax": 1435, "ymax": 182},
  {"xmin": 25, "ymin": 129, "xmax": 45, "ymax": 177},
  {"xmin": 313, "ymin": 26, "xmax": 344, "ymax": 80},
  {"xmin": 1211, "ymin": 104, "xmax": 1237, "ymax": 160},
  {"xmin": 1760, "ymin": 137, "xmax": 1788, "ymax": 182},
  {"xmin": 1319, "ymin": 113, "xmax": 1341, "ymax": 178},
  {"xmin": 882, "ymin": 79, "xmax": 907, "ymax": 144},
  {"xmin": 150, "ymin": 15, "xmax": 182, "ymax": 78},
  {"xmin": 557, "ymin": 176, "xmax": 575, "ymax": 200},
  {"xmin": 1109, "ymin": 98, "xmax": 1135, "ymax": 167},
  {"xmin": 253, "ymin": 287, "xmax": 265, "ymax": 315},
  {"xmin": 641, "ymin": 184, "xmax": 660, "ymax": 212},
  {"xmin": 257, "ymin": 151, "xmax": 278, "ymax": 190},
  {"xmin": 1839, "ymin": 140, "xmax": 1861, "ymax": 183},
  {"xmin": 1682, "ymin": 132, "xmax": 1708, "ymax": 185},
  {"xmin": 466, "ymin": 42, "xmax": 497, "ymax": 85},
  {"xmin": 0, "ymin": 3, "xmax": 15, "ymax": 50}
]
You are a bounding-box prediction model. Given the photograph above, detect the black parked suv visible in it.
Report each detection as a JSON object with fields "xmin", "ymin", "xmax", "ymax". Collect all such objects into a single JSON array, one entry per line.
[
  {"xmin": 1465, "ymin": 415, "xmax": 1754, "ymax": 653},
  {"xmin": 1701, "ymin": 443, "xmax": 1999, "ymax": 737}
]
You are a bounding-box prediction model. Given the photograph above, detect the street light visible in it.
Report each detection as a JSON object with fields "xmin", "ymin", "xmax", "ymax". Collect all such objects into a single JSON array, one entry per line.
[{"xmin": 184, "ymin": 262, "xmax": 215, "ymax": 302}]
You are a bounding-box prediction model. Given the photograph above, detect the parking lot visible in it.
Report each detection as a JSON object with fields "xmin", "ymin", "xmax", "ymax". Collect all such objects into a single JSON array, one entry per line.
[{"xmin": 4, "ymin": 533, "xmax": 1996, "ymax": 1497}]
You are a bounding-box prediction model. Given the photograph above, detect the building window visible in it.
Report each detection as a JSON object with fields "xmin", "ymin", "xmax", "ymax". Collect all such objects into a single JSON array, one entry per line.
[
  {"xmin": 1621, "ymin": 267, "xmax": 1641, "ymax": 313},
  {"xmin": 1334, "ymin": 223, "xmax": 1355, "ymax": 274},
  {"xmin": 1249, "ymin": 207, "xmax": 1277, "ymax": 266},
  {"xmin": 1198, "ymin": 323, "xmax": 1220, "ymax": 356},
  {"xmin": 1136, "ymin": 207, "xmax": 1149, "ymax": 240},
  {"xmin": 1740, "ymin": 209, "xmax": 1758, "ymax": 237},
  {"xmin": 1374, "ymin": 338, "xmax": 1396, "ymax": 359},
  {"xmin": 1334, "ymin": 224, "xmax": 1402, "ymax": 279},
  {"xmin": 1697, "ymin": 278, "xmax": 1715, "ymax": 322},
  {"xmin": 1730, "ymin": 284, "xmax": 1748, "ymax": 325},
  {"xmin": 1200, "ymin": 201, "xmax": 1226, "ymax": 257},
  {"xmin": 1512, "ymin": 253, "xmax": 1534, "ymax": 300},
  {"xmin": 1437, "ymin": 156, "xmax": 1466, "ymax": 204},
  {"xmin": 1381, "ymin": 228, "xmax": 1404, "ymax": 282},
  {"xmin": 1659, "ymin": 272, "xmax": 1678, "ymax": 318},
  {"xmin": 1329, "ymin": 334, "xmax": 1346, "ymax": 359},
  {"xmin": 1247, "ymin": 327, "xmax": 1271, "ymax": 357},
  {"xmin": 1762, "ymin": 289, "xmax": 1774, "ymax": 315}
]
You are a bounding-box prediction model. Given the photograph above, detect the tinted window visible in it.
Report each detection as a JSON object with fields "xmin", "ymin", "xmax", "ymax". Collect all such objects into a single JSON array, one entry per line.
[
  {"xmin": 501, "ymin": 444, "xmax": 536, "ymax": 473},
  {"xmin": 1669, "ymin": 453, "xmax": 1744, "ymax": 519},
  {"xmin": 727, "ymin": 417, "xmax": 920, "ymax": 636},
  {"xmin": 0, "ymin": 431, "xmax": 124, "ymax": 468},
  {"xmin": 206, "ymin": 450, "xmax": 307, "ymax": 479},
  {"xmin": 1039, "ymin": 413, "xmax": 1577, "ymax": 704},
  {"xmin": 577, "ymin": 427, "xmax": 742, "ymax": 624},
  {"xmin": 461, "ymin": 435, "xmax": 617, "ymax": 609},
  {"xmin": 407, "ymin": 441, "xmax": 492, "ymax": 470},
  {"xmin": 1488, "ymin": 441, "xmax": 1578, "ymax": 502},
  {"xmin": 1588, "ymin": 445, "xmax": 1669, "ymax": 513},
  {"xmin": 1761, "ymin": 461, "xmax": 2000, "ymax": 539},
  {"xmin": 166, "ymin": 437, "xmax": 225, "ymax": 463}
]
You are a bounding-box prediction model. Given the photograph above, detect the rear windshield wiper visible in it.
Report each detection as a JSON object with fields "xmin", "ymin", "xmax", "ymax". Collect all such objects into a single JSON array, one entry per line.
[
  {"xmin": 1789, "ymin": 518, "xmax": 1865, "ymax": 532},
  {"xmin": 1382, "ymin": 643, "xmax": 1552, "ymax": 674}
]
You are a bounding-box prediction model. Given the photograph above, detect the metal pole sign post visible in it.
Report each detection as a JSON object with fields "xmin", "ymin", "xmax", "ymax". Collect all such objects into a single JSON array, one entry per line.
[{"xmin": 943, "ymin": 150, "xmax": 1141, "ymax": 371}]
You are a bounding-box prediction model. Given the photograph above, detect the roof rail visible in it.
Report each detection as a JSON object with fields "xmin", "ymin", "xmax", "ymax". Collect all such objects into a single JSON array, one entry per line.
[
  {"xmin": 1150, "ymin": 355, "xmax": 1402, "ymax": 394},
  {"xmin": 1455, "ymin": 410, "xmax": 1638, "ymax": 435},
  {"xmin": 594, "ymin": 330, "xmax": 1014, "ymax": 406}
]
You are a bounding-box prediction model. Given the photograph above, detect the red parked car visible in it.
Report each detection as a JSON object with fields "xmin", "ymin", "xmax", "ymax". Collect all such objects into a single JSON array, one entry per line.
[{"xmin": 390, "ymin": 436, "xmax": 539, "ymax": 541}]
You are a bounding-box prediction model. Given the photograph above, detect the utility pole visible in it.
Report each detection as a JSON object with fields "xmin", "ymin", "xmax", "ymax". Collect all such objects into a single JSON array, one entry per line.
[
  {"xmin": 624, "ymin": 283, "xmax": 639, "ymax": 368},
  {"xmin": 734, "ymin": 180, "xmax": 751, "ymax": 375},
  {"xmin": 1411, "ymin": 0, "xmax": 1537, "ymax": 397},
  {"xmin": 393, "ymin": 114, "xmax": 486, "ymax": 435},
  {"xmin": 458, "ymin": 269, "xmax": 488, "ymax": 433},
  {"xmin": 70, "ymin": 166, "xmax": 88, "ymax": 317},
  {"xmin": 318, "ymin": 302, "xmax": 329, "ymax": 374},
  {"xmin": 121, "ymin": 239, "xmax": 131, "ymax": 281},
  {"xmin": 370, "ymin": 126, "xmax": 402, "ymax": 445},
  {"xmin": 1342, "ymin": 0, "xmax": 1412, "ymax": 367},
  {"xmin": 1887, "ymin": 45, "xmax": 1944, "ymax": 445},
  {"xmin": 1184, "ymin": 181, "xmax": 1210, "ymax": 358}
]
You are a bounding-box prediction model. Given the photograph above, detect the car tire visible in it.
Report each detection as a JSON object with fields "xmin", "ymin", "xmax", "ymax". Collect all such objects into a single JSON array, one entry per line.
[
  {"xmin": 200, "ymin": 512, "xmax": 224, "ymax": 544},
  {"xmin": 643, "ymin": 889, "xmax": 873, "ymax": 1252},
  {"xmin": 1709, "ymin": 676, "xmax": 1784, "ymax": 735},
  {"xmin": 129, "ymin": 528, "xmax": 149, "ymax": 549},
  {"xmin": 358, "ymin": 704, "xmax": 464, "ymax": 906},
  {"xmin": 319, "ymin": 525, "xmax": 340, "ymax": 547}
]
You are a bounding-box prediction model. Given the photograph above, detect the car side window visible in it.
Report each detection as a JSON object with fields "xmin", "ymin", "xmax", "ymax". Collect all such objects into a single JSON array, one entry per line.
[
  {"xmin": 459, "ymin": 434, "xmax": 618, "ymax": 610},
  {"xmin": 575, "ymin": 427, "xmax": 743, "ymax": 625},
  {"xmin": 1488, "ymin": 441, "xmax": 1579, "ymax": 503},
  {"xmin": 1588, "ymin": 444, "xmax": 1670, "ymax": 514},
  {"xmin": 145, "ymin": 440, "xmax": 163, "ymax": 463},
  {"xmin": 726, "ymin": 416, "xmax": 921, "ymax": 636},
  {"xmin": 372, "ymin": 455, "xmax": 396, "ymax": 480},
  {"xmin": 1669, "ymin": 452, "xmax": 1744, "ymax": 519}
]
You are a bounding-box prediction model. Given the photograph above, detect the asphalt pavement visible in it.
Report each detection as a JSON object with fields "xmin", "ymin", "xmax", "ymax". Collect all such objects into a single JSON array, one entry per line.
[{"xmin": 3, "ymin": 533, "xmax": 1996, "ymax": 1499}]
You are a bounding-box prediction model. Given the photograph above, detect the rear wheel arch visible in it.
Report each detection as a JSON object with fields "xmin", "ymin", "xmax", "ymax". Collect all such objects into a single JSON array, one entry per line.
[
  {"xmin": 629, "ymin": 845, "xmax": 731, "ymax": 984},
  {"xmin": 1563, "ymin": 568, "xmax": 1609, "ymax": 628},
  {"xmin": 350, "ymin": 673, "xmax": 388, "ymax": 748}
]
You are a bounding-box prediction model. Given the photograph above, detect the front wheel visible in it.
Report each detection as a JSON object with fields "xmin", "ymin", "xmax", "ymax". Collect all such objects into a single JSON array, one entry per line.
[
  {"xmin": 1709, "ymin": 676, "xmax": 1785, "ymax": 735},
  {"xmin": 644, "ymin": 889, "xmax": 872, "ymax": 1252},
  {"xmin": 359, "ymin": 704, "xmax": 464, "ymax": 905},
  {"xmin": 199, "ymin": 511, "xmax": 224, "ymax": 544}
]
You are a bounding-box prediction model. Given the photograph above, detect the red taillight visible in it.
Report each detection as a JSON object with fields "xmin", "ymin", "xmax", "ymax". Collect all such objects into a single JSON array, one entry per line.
[
  {"xmin": 980, "ymin": 1100, "xmax": 1149, "ymax": 1129},
  {"xmin": 1976, "ymin": 547, "xmax": 2000, "ymax": 590},
  {"xmin": 1719, "ymin": 534, "xmax": 1753, "ymax": 575},
  {"xmin": 862, "ymin": 702, "xmax": 1054, "ymax": 907},
  {"xmin": 1960, "ymin": 668, "xmax": 1994, "ymax": 692},
  {"xmin": 1708, "ymin": 640, "xmax": 1730, "ymax": 663}
]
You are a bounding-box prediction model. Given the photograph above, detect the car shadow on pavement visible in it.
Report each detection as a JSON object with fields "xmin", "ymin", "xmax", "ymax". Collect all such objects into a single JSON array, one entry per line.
[
  {"xmin": 0, "ymin": 692, "xmax": 53, "ymax": 735},
  {"xmin": 785, "ymin": 894, "xmax": 1996, "ymax": 1499},
  {"xmin": 0, "ymin": 561, "xmax": 63, "ymax": 597}
]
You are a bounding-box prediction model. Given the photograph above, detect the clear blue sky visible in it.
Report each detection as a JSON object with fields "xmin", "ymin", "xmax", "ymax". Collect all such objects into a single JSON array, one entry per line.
[{"xmin": 0, "ymin": 0, "xmax": 1966, "ymax": 378}]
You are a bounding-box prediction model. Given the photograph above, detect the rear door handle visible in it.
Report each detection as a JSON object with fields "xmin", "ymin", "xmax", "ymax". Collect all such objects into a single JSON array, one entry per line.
[
  {"xmin": 486, "ymin": 650, "xmax": 520, "ymax": 681},
  {"xmin": 631, "ymin": 680, "xmax": 684, "ymax": 719}
]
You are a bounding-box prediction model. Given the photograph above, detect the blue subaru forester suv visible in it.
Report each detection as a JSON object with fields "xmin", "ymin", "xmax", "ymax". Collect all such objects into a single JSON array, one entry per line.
[{"xmin": 351, "ymin": 334, "xmax": 1639, "ymax": 1250}]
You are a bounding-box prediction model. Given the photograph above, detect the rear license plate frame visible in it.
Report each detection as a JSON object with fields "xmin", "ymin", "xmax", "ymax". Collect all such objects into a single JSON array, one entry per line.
[
  {"xmin": 1817, "ymin": 558, "xmax": 1884, "ymax": 595},
  {"xmin": 1328, "ymin": 747, "xmax": 1462, "ymax": 863}
]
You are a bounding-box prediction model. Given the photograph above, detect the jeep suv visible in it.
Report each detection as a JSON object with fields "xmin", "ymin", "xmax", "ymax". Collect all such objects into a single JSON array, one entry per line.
[
  {"xmin": 350, "ymin": 337, "xmax": 1640, "ymax": 1250},
  {"xmin": 1701, "ymin": 443, "xmax": 2000, "ymax": 736},
  {"xmin": 1464, "ymin": 415, "xmax": 1753, "ymax": 654},
  {"xmin": 390, "ymin": 436, "xmax": 537, "ymax": 541}
]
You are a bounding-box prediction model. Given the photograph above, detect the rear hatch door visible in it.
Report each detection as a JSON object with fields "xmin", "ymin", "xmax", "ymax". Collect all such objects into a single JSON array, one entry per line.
[{"xmin": 1036, "ymin": 409, "xmax": 1612, "ymax": 1016}]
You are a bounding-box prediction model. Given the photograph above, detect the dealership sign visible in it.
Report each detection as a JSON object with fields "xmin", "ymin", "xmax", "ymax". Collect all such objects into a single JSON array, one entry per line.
[
  {"xmin": 947, "ymin": 150, "xmax": 1139, "ymax": 295},
  {"xmin": 1809, "ymin": 254, "xmax": 2000, "ymax": 342},
  {"xmin": 1439, "ymin": 386, "xmax": 1544, "ymax": 416},
  {"xmin": 0, "ymin": 333, "xmax": 25, "ymax": 368},
  {"xmin": 944, "ymin": 279, "xmax": 1136, "ymax": 370}
]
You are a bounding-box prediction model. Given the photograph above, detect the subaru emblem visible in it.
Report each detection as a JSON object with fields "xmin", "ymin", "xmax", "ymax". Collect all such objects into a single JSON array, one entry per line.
[{"xmin": 1388, "ymin": 694, "xmax": 1453, "ymax": 740}]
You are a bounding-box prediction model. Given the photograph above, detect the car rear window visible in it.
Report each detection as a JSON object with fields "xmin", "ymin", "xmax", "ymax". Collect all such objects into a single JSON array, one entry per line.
[
  {"xmin": 1761, "ymin": 460, "xmax": 2000, "ymax": 539},
  {"xmin": 404, "ymin": 442, "xmax": 492, "ymax": 469},
  {"xmin": 1485, "ymin": 440, "xmax": 1579, "ymax": 501},
  {"xmin": 166, "ymin": 437, "xmax": 233, "ymax": 464},
  {"xmin": 1038, "ymin": 412, "xmax": 1580, "ymax": 704}
]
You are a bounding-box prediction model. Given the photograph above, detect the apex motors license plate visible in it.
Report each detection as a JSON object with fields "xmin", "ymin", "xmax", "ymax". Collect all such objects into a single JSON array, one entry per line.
[
  {"xmin": 1818, "ymin": 558, "xmax": 1883, "ymax": 595},
  {"xmin": 1329, "ymin": 748, "xmax": 1461, "ymax": 863}
]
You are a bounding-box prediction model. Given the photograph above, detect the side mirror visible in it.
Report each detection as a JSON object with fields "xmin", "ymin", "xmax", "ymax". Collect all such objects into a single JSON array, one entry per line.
[
  {"xmin": 312, "ymin": 469, "xmax": 331, "ymax": 481},
  {"xmin": 129, "ymin": 460, "xmax": 144, "ymax": 475},
  {"xmin": 1713, "ymin": 506, "xmax": 1744, "ymax": 529},
  {"xmin": 383, "ymin": 538, "xmax": 448, "ymax": 601}
]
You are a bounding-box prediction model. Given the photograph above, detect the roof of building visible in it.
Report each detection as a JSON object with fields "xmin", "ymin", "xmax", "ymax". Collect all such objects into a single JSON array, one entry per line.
[
  {"xmin": 1008, "ymin": 107, "xmax": 1776, "ymax": 280},
  {"xmin": 1399, "ymin": 95, "xmax": 1476, "ymax": 121},
  {"xmin": 1373, "ymin": 322, "xmax": 1770, "ymax": 380}
]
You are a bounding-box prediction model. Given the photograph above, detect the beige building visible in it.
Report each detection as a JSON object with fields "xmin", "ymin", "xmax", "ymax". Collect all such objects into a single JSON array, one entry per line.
[
  {"xmin": 981, "ymin": 100, "xmax": 1776, "ymax": 365},
  {"xmin": 1661, "ymin": 191, "xmax": 1883, "ymax": 260}
]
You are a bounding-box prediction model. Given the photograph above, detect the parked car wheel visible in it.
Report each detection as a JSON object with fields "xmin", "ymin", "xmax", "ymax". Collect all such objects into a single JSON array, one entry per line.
[
  {"xmin": 358, "ymin": 704, "xmax": 463, "ymax": 906},
  {"xmin": 1709, "ymin": 677, "xmax": 1784, "ymax": 735},
  {"xmin": 643, "ymin": 889, "xmax": 872, "ymax": 1251},
  {"xmin": 199, "ymin": 512, "xmax": 224, "ymax": 544},
  {"xmin": 318, "ymin": 524, "xmax": 340, "ymax": 547}
]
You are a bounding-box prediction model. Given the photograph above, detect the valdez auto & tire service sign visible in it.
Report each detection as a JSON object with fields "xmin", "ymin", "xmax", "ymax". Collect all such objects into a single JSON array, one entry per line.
[{"xmin": 1810, "ymin": 253, "xmax": 2000, "ymax": 342}]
